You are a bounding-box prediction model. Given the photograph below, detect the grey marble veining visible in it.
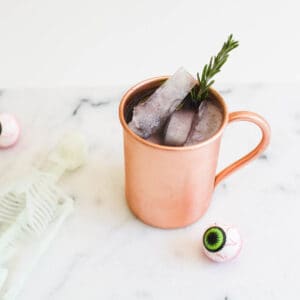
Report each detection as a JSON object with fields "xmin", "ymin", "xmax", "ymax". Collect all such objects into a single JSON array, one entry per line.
[
  {"xmin": 72, "ymin": 98, "xmax": 110, "ymax": 116},
  {"xmin": 0, "ymin": 84, "xmax": 299, "ymax": 299}
]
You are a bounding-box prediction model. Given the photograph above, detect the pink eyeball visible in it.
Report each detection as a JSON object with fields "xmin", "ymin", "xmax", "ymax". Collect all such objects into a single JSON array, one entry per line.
[
  {"xmin": 202, "ymin": 223, "xmax": 242, "ymax": 263},
  {"xmin": 0, "ymin": 113, "xmax": 20, "ymax": 148}
]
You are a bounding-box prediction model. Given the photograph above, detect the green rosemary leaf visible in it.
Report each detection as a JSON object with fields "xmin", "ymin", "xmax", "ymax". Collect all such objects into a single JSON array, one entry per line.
[{"xmin": 191, "ymin": 34, "xmax": 239, "ymax": 103}]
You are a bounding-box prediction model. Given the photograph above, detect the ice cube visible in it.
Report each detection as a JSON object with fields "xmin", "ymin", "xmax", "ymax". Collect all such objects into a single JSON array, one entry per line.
[
  {"xmin": 185, "ymin": 100, "xmax": 223, "ymax": 146},
  {"xmin": 128, "ymin": 67, "xmax": 196, "ymax": 138},
  {"xmin": 164, "ymin": 110, "xmax": 195, "ymax": 146},
  {"xmin": 146, "ymin": 132, "xmax": 163, "ymax": 145}
]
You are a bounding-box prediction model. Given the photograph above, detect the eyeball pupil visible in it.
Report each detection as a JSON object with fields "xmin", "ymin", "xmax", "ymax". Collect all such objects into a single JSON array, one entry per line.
[{"xmin": 206, "ymin": 232, "xmax": 219, "ymax": 245}]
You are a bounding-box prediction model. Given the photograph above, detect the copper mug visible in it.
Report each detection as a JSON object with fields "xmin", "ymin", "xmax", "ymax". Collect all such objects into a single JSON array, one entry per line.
[{"xmin": 119, "ymin": 76, "xmax": 271, "ymax": 229}]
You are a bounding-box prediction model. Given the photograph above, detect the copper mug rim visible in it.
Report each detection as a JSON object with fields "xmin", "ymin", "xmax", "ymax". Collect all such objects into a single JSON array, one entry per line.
[{"xmin": 119, "ymin": 76, "xmax": 229, "ymax": 151}]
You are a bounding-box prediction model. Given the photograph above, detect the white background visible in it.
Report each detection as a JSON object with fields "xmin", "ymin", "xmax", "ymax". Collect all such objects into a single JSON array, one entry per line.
[{"xmin": 0, "ymin": 0, "xmax": 299, "ymax": 88}]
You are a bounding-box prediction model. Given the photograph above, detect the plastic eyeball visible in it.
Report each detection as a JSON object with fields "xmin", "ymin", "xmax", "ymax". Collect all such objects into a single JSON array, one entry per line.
[
  {"xmin": 202, "ymin": 223, "xmax": 242, "ymax": 263},
  {"xmin": 0, "ymin": 113, "xmax": 20, "ymax": 148}
]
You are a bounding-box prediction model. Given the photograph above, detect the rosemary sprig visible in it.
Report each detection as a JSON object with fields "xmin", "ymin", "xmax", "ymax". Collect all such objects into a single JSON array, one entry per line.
[{"xmin": 191, "ymin": 34, "xmax": 239, "ymax": 103}]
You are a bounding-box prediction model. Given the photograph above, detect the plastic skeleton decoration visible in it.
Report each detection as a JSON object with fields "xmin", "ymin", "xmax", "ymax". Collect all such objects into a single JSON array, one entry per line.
[
  {"xmin": 202, "ymin": 224, "xmax": 242, "ymax": 263},
  {"xmin": 0, "ymin": 133, "xmax": 86, "ymax": 300}
]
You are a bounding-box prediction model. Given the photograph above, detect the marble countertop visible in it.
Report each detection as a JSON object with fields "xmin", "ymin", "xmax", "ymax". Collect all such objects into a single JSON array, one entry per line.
[{"xmin": 0, "ymin": 83, "xmax": 298, "ymax": 299}]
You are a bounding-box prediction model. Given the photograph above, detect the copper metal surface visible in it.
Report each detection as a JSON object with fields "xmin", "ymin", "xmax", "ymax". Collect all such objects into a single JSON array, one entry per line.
[{"xmin": 119, "ymin": 77, "xmax": 271, "ymax": 229}]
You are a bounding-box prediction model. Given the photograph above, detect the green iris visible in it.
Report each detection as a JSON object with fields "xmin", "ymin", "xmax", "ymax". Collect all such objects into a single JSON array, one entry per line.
[{"xmin": 203, "ymin": 226, "xmax": 226, "ymax": 252}]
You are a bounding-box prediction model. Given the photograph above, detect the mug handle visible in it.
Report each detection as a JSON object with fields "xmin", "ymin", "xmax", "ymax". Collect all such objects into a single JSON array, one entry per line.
[{"xmin": 215, "ymin": 111, "xmax": 271, "ymax": 186}]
